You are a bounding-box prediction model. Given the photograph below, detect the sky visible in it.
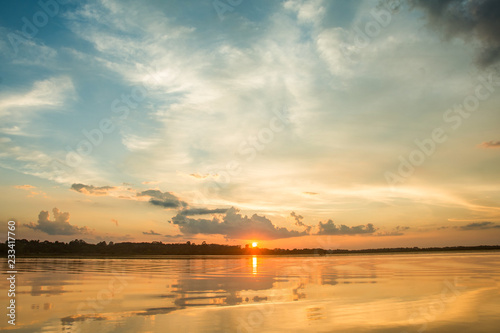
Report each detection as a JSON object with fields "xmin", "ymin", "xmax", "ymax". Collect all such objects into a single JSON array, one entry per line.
[{"xmin": 0, "ymin": 0, "xmax": 499, "ymax": 250}]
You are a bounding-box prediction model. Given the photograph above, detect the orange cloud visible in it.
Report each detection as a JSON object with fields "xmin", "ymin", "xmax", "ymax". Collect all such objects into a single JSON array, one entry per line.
[
  {"xmin": 13, "ymin": 184, "xmax": 47, "ymax": 198},
  {"xmin": 142, "ymin": 181, "xmax": 160, "ymax": 185},
  {"xmin": 190, "ymin": 173, "xmax": 212, "ymax": 179},
  {"xmin": 14, "ymin": 184, "xmax": 36, "ymax": 189},
  {"xmin": 479, "ymin": 141, "xmax": 500, "ymax": 148}
]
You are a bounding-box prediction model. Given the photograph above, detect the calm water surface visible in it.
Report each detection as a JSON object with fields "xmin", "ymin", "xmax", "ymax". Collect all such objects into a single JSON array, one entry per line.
[{"xmin": 2, "ymin": 252, "xmax": 500, "ymax": 332}]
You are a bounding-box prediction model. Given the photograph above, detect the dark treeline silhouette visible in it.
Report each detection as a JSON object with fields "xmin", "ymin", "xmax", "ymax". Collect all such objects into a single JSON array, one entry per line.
[{"xmin": 3, "ymin": 239, "xmax": 500, "ymax": 256}]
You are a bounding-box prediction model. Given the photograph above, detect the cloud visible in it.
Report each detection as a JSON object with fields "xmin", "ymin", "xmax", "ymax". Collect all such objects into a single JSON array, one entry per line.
[
  {"xmin": 290, "ymin": 211, "xmax": 312, "ymax": 232},
  {"xmin": 24, "ymin": 208, "xmax": 91, "ymax": 235},
  {"xmin": 283, "ymin": 0, "xmax": 326, "ymax": 24},
  {"xmin": 190, "ymin": 173, "xmax": 211, "ymax": 179},
  {"xmin": 316, "ymin": 220, "xmax": 377, "ymax": 235},
  {"xmin": 137, "ymin": 190, "xmax": 188, "ymax": 209},
  {"xmin": 0, "ymin": 141, "xmax": 81, "ymax": 183},
  {"xmin": 13, "ymin": 184, "xmax": 47, "ymax": 198},
  {"xmin": 376, "ymin": 226, "xmax": 410, "ymax": 236},
  {"xmin": 143, "ymin": 230, "xmax": 161, "ymax": 236},
  {"xmin": 409, "ymin": 0, "xmax": 500, "ymax": 67},
  {"xmin": 479, "ymin": 141, "xmax": 500, "ymax": 149},
  {"xmin": 164, "ymin": 234, "xmax": 185, "ymax": 240},
  {"xmin": 13, "ymin": 184, "xmax": 36, "ymax": 189},
  {"xmin": 0, "ymin": 76, "xmax": 75, "ymax": 118},
  {"xmin": 171, "ymin": 207, "xmax": 308, "ymax": 240},
  {"xmin": 459, "ymin": 221, "xmax": 500, "ymax": 230},
  {"xmin": 290, "ymin": 211, "xmax": 304, "ymax": 226},
  {"xmin": 70, "ymin": 184, "xmax": 188, "ymax": 210},
  {"xmin": 179, "ymin": 208, "xmax": 229, "ymax": 216},
  {"xmin": 71, "ymin": 183, "xmax": 117, "ymax": 196},
  {"xmin": 303, "ymin": 192, "xmax": 318, "ymax": 195}
]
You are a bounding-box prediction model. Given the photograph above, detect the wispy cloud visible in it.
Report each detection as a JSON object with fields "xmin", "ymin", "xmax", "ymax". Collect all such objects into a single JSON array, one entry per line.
[
  {"xmin": 459, "ymin": 221, "xmax": 500, "ymax": 230},
  {"xmin": 479, "ymin": 141, "xmax": 500, "ymax": 149},
  {"xmin": 13, "ymin": 184, "xmax": 47, "ymax": 198},
  {"xmin": 178, "ymin": 208, "xmax": 229, "ymax": 216},
  {"xmin": 0, "ymin": 76, "xmax": 74, "ymax": 118},
  {"xmin": 13, "ymin": 184, "xmax": 36, "ymax": 189},
  {"xmin": 142, "ymin": 181, "xmax": 160, "ymax": 185},
  {"xmin": 190, "ymin": 173, "xmax": 211, "ymax": 179}
]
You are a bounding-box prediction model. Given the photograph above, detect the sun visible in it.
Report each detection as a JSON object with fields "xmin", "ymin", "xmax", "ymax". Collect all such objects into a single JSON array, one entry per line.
[{"xmin": 252, "ymin": 242, "xmax": 258, "ymax": 248}]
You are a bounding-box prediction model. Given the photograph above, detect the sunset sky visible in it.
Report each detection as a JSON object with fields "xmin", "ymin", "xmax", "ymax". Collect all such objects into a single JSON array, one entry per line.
[{"xmin": 1, "ymin": 0, "xmax": 499, "ymax": 249}]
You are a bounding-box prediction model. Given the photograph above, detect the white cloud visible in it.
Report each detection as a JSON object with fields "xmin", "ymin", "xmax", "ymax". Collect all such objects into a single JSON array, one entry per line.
[
  {"xmin": 0, "ymin": 76, "xmax": 75, "ymax": 118},
  {"xmin": 283, "ymin": 0, "xmax": 325, "ymax": 24}
]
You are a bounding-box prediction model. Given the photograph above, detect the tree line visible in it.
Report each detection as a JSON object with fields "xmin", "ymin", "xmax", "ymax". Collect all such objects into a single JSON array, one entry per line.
[{"xmin": 2, "ymin": 239, "xmax": 499, "ymax": 256}]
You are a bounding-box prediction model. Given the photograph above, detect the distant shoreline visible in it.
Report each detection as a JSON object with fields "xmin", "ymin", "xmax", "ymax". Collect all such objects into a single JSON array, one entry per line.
[
  {"xmin": 5, "ymin": 239, "xmax": 499, "ymax": 258},
  {"xmin": 15, "ymin": 250, "xmax": 500, "ymax": 260}
]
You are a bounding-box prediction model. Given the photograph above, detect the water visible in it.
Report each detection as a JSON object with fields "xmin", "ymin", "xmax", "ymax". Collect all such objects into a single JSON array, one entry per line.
[{"xmin": 2, "ymin": 252, "xmax": 500, "ymax": 332}]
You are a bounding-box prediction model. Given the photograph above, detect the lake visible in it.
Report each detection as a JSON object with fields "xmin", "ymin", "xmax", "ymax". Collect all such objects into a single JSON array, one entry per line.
[{"xmin": 2, "ymin": 252, "xmax": 500, "ymax": 332}]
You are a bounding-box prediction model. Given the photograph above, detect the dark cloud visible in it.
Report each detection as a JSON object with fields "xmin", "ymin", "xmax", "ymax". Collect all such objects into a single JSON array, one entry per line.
[
  {"xmin": 143, "ymin": 230, "xmax": 161, "ymax": 236},
  {"xmin": 409, "ymin": 0, "xmax": 500, "ymax": 67},
  {"xmin": 170, "ymin": 207, "xmax": 308, "ymax": 240},
  {"xmin": 71, "ymin": 183, "xmax": 116, "ymax": 196},
  {"xmin": 179, "ymin": 208, "xmax": 229, "ymax": 216},
  {"xmin": 164, "ymin": 234, "xmax": 185, "ymax": 240},
  {"xmin": 70, "ymin": 184, "xmax": 188, "ymax": 210},
  {"xmin": 137, "ymin": 190, "xmax": 188, "ymax": 209},
  {"xmin": 24, "ymin": 208, "xmax": 91, "ymax": 235},
  {"xmin": 290, "ymin": 211, "xmax": 312, "ymax": 233},
  {"xmin": 479, "ymin": 140, "xmax": 500, "ymax": 148},
  {"xmin": 290, "ymin": 211, "xmax": 304, "ymax": 226},
  {"xmin": 317, "ymin": 220, "xmax": 377, "ymax": 235},
  {"xmin": 460, "ymin": 221, "xmax": 500, "ymax": 230}
]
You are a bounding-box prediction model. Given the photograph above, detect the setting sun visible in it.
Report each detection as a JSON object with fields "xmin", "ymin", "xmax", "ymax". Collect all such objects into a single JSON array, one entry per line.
[{"xmin": 252, "ymin": 242, "xmax": 258, "ymax": 248}]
